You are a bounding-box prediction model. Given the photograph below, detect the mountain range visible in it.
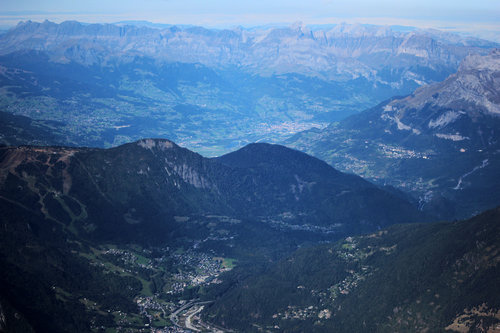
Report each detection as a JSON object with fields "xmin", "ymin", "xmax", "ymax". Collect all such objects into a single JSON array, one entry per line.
[
  {"xmin": 2, "ymin": 138, "xmax": 498, "ymax": 333},
  {"xmin": 0, "ymin": 21, "xmax": 497, "ymax": 155},
  {"xmin": 1, "ymin": 20, "xmax": 495, "ymax": 81},
  {"xmin": 287, "ymin": 49, "xmax": 500, "ymax": 219},
  {"xmin": 0, "ymin": 19, "xmax": 499, "ymax": 333}
]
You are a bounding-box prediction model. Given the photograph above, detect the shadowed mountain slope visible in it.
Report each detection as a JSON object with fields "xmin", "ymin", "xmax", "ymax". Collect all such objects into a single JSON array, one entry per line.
[
  {"xmin": 0, "ymin": 139, "xmax": 428, "ymax": 332},
  {"xmin": 0, "ymin": 139, "xmax": 426, "ymax": 244},
  {"xmin": 203, "ymin": 206, "xmax": 500, "ymax": 332}
]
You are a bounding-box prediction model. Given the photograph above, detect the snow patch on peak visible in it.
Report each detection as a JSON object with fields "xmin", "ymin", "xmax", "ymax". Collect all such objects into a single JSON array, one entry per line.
[
  {"xmin": 381, "ymin": 112, "xmax": 420, "ymax": 133},
  {"xmin": 396, "ymin": 119, "xmax": 411, "ymax": 131}
]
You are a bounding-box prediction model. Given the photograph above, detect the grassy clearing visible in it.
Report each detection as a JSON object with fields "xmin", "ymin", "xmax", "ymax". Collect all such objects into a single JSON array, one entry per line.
[
  {"xmin": 342, "ymin": 243, "xmax": 354, "ymax": 250},
  {"xmin": 54, "ymin": 287, "xmax": 72, "ymax": 302},
  {"xmin": 135, "ymin": 253, "xmax": 150, "ymax": 266},
  {"xmin": 213, "ymin": 257, "xmax": 237, "ymax": 269},
  {"xmin": 138, "ymin": 277, "xmax": 153, "ymax": 296}
]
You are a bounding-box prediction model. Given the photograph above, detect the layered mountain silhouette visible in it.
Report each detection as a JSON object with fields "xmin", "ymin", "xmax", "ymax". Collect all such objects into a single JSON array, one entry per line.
[
  {"xmin": 0, "ymin": 21, "xmax": 497, "ymax": 154},
  {"xmin": 0, "ymin": 20, "xmax": 498, "ymax": 333}
]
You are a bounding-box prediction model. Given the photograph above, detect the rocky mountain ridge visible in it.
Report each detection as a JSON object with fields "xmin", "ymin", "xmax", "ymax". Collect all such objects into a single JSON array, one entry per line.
[
  {"xmin": 385, "ymin": 49, "xmax": 500, "ymax": 118},
  {"xmin": 1, "ymin": 20, "xmax": 496, "ymax": 83}
]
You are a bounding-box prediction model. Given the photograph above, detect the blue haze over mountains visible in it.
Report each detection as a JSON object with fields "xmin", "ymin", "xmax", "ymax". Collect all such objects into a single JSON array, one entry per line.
[
  {"xmin": 0, "ymin": 20, "xmax": 497, "ymax": 156},
  {"xmin": 0, "ymin": 18, "xmax": 500, "ymax": 333}
]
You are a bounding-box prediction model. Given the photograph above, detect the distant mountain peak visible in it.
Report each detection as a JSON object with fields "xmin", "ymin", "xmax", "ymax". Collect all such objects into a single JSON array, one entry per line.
[
  {"xmin": 1, "ymin": 20, "xmax": 496, "ymax": 81},
  {"xmin": 389, "ymin": 49, "xmax": 500, "ymax": 115}
]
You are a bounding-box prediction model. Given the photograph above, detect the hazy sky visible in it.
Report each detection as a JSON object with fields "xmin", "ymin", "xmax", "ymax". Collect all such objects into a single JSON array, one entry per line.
[{"xmin": 1, "ymin": 0, "xmax": 499, "ymax": 40}]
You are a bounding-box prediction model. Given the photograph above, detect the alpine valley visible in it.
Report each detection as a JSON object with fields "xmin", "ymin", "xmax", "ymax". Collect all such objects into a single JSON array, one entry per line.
[
  {"xmin": 0, "ymin": 139, "xmax": 425, "ymax": 332},
  {"xmin": 1, "ymin": 140, "xmax": 499, "ymax": 332},
  {"xmin": 0, "ymin": 20, "xmax": 498, "ymax": 155},
  {"xmin": 0, "ymin": 19, "xmax": 499, "ymax": 333}
]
